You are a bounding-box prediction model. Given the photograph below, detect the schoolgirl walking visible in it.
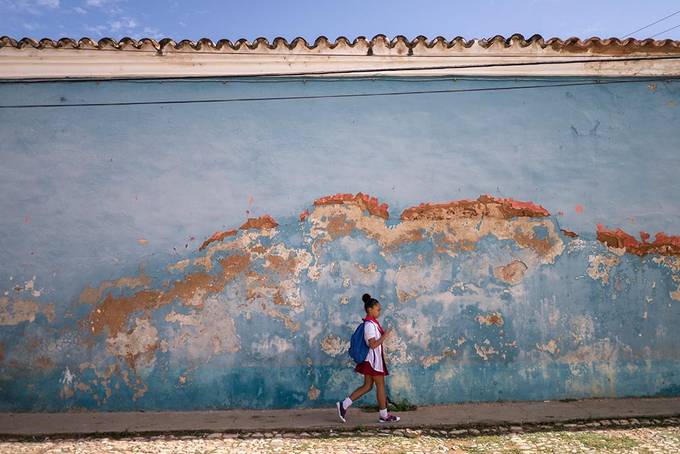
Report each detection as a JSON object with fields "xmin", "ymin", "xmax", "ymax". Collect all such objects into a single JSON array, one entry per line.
[{"xmin": 337, "ymin": 293, "xmax": 401, "ymax": 423}]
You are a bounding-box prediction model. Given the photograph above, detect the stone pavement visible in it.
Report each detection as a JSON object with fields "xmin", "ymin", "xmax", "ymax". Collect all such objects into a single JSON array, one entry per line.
[
  {"xmin": 1, "ymin": 397, "xmax": 679, "ymax": 438},
  {"xmin": 2, "ymin": 424, "xmax": 680, "ymax": 453}
]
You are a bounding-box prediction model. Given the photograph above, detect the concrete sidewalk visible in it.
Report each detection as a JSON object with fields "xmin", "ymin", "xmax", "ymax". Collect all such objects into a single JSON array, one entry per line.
[{"xmin": 1, "ymin": 397, "xmax": 679, "ymax": 437}]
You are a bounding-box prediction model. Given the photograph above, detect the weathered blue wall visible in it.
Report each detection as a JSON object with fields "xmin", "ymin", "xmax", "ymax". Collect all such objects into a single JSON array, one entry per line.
[{"xmin": 1, "ymin": 76, "xmax": 679, "ymax": 411}]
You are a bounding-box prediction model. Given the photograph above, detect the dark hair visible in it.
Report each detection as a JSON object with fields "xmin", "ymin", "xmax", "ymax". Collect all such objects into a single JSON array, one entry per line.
[{"xmin": 362, "ymin": 293, "xmax": 379, "ymax": 312}]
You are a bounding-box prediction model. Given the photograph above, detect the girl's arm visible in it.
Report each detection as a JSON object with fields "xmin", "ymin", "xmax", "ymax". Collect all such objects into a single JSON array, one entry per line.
[{"xmin": 367, "ymin": 328, "xmax": 392, "ymax": 349}]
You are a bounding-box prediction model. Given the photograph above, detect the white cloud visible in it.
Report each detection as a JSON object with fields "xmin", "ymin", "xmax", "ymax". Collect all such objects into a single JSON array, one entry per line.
[
  {"xmin": 84, "ymin": 0, "xmax": 123, "ymax": 15},
  {"xmin": 142, "ymin": 26, "xmax": 163, "ymax": 40},
  {"xmin": 84, "ymin": 24, "xmax": 107, "ymax": 36},
  {"xmin": 3, "ymin": 0, "xmax": 161, "ymax": 40},
  {"xmin": 1, "ymin": 0, "xmax": 58, "ymax": 14},
  {"xmin": 110, "ymin": 16, "xmax": 137, "ymax": 32},
  {"xmin": 84, "ymin": 15, "xmax": 163, "ymax": 39}
]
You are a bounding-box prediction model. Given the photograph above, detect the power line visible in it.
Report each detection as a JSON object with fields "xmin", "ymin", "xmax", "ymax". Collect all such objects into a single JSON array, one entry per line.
[
  {"xmin": 121, "ymin": 76, "xmax": 587, "ymax": 84},
  {"xmin": 623, "ymin": 8, "xmax": 680, "ymax": 37},
  {"xmin": 2, "ymin": 55, "xmax": 680, "ymax": 84},
  {"xmin": 0, "ymin": 77, "xmax": 676, "ymax": 110},
  {"xmin": 650, "ymin": 23, "xmax": 680, "ymax": 39},
  {"xmin": 0, "ymin": 74, "xmax": 657, "ymax": 85},
  {"xmin": 84, "ymin": 76, "xmax": 602, "ymax": 85}
]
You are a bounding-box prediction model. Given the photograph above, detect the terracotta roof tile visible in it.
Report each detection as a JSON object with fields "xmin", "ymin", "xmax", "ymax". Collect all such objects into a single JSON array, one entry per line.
[{"xmin": 2, "ymin": 34, "xmax": 679, "ymax": 55}]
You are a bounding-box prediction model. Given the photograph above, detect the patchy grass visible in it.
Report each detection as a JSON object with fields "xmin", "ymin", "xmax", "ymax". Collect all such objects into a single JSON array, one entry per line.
[
  {"xmin": 360, "ymin": 398, "xmax": 417, "ymax": 412},
  {"xmin": 389, "ymin": 398, "xmax": 418, "ymax": 412}
]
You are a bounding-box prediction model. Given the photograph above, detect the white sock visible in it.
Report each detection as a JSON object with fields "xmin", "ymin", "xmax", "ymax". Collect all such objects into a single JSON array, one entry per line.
[
  {"xmin": 342, "ymin": 397, "xmax": 352, "ymax": 410},
  {"xmin": 379, "ymin": 408, "xmax": 388, "ymax": 418}
]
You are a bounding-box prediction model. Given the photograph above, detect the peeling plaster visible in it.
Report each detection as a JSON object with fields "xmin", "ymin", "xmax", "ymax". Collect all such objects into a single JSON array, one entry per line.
[
  {"xmin": 587, "ymin": 254, "xmax": 620, "ymax": 284},
  {"xmin": 383, "ymin": 334, "xmax": 412, "ymax": 365},
  {"xmin": 421, "ymin": 348, "xmax": 457, "ymax": 368},
  {"xmin": 307, "ymin": 385, "xmax": 320, "ymax": 400},
  {"xmin": 536, "ymin": 339, "xmax": 560, "ymax": 356},
  {"xmin": 320, "ymin": 335, "xmax": 349, "ymax": 357},
  {"xmin": 106, "ymin": 317, "xmax": 159, "ymax": 371},
  {"xmin": 476, "ymin": 312, "xmax": 505, "ymax": 326},
  {"xmin": 474, "ymin": 343, "xmax": 498, "ymax": 361},
  {"xmin": 3, "ymin": 190, "xmax": 680, "ymax": 410},
  {"xmin": 493, "ymin": 261, "xmax": 528, "ymax": 285},
  {"xmin": 0, "ymin": 296, "xmax": 54, "ymax": 325}
]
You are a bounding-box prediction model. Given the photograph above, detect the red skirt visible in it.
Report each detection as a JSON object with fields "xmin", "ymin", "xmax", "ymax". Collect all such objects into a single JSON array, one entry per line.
[{"xmin": 354, "ymin": 351, "xmax": 389, "ymax": 376}]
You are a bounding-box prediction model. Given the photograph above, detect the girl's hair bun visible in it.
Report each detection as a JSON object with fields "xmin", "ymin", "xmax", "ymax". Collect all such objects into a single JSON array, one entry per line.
[{"xmin": 362, "ymin": 293, "xmax": 379, "ymax": 312}]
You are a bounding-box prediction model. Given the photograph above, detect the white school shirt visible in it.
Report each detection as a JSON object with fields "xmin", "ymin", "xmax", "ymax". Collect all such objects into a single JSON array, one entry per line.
[{"xmin": 363, "ymin": 320, "xmax": 384, "ymax": 373}]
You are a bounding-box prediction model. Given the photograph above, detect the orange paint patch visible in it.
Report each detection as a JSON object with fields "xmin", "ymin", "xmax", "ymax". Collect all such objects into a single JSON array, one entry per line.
[
  {"xmin": 597, "ymin": 225, "xmax": 680, "ymax": 256},
  {"xmin": 198, "ymin": 229, "xmax": 237, "ymax": 251},
  {"xmin": 575, "ymin": 204, "xmax": 584, "ymax": 214},
  {"xmin": 476, "ymin": 312, "xmax": 504, "ymax": 326},
  {"xmin": 390, "ymin": 228, "xmax": 425, "ymax": 249},
  {"xmin": 79, "ymin": 268, "xmax": 151, "ymax": 305},
  {"xmin": 325, "ymin": 214, "xmax": 356, "ymax": 239},
  {"xmin": 299, "ymin": 209, "xmax": 310, "ymax": 222},
  {"xmin": 163, "ymin": 272, "xmax": 213, "ymax": 308},
  {"xmin": 511, "ymin": 229, "xmax": 556, "ymax": 257},
  {"xmin": 264, "ymin": 253, "xmax": 299, "ymax": 278},
  {"xmin": 87, "ymin": 254, "xmax": 250, "ymax": 337},
  {"xmin": 87, "ymin": 290, "xmax": 162, "ymax": 337},
  {"xmin": 137, "ymin": 239, "xmax": 149, "ymax": 246},
  {"xmin": 493, "ymin": 260, "xmax": 528, "ymax": 284},
  {"xmin": 217, "ymin": 254, "xmax": 252, "ymax": 282},
  {"xmin": 400, "ymin": 195, "xmax": 549, "ymax": 221},
  {"xmin": 314, "ymin": 192, "xmax": 389, "ymax": 219},
  {"xmin": 239, "ymin": 215, "xmax": 279, "ymax": 230},
  {"xmin": 273, "ymin": 289, "xmax": 286, "ymax": 306}
]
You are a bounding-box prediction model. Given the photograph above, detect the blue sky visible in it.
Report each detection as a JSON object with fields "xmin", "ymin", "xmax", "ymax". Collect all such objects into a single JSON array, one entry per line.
[{"xmin": 1, "ymin": 0, "xmax": 680, "ymax": 42}]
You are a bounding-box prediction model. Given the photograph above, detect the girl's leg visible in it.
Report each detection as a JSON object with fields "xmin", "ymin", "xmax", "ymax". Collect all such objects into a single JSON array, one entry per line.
[
  {"xmin": 373, "ymin": 375, "xmax": 387, "ymax": 410},
  {"xmin": 372, "ymin": 374, "xmax": 400, "ymax": 422},
  {"xmin": 338, "ymin": 374, "xmax": 373, "ymax": 420},
  {"xmin": 349, "ymin": 374, "xmax": 374, "ymax": 401}
]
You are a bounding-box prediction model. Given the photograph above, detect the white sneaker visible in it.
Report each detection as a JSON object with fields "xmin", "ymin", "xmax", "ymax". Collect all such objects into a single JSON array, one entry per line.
[{"xmin": 336, "ymin": 401, "xmax": 347, "ymax": 423}]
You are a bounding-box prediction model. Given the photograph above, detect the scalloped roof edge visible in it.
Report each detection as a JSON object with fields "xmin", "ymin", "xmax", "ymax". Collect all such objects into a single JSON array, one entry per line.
[{"xmin": 2, "ymin": 34, "xmax": 680, "ymax": 52}]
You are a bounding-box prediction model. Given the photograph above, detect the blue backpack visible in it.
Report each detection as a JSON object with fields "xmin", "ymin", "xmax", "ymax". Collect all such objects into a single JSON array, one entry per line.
[{"xmin": 349, "ymin": 321, "xmax": 369, "ymax": 364}]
